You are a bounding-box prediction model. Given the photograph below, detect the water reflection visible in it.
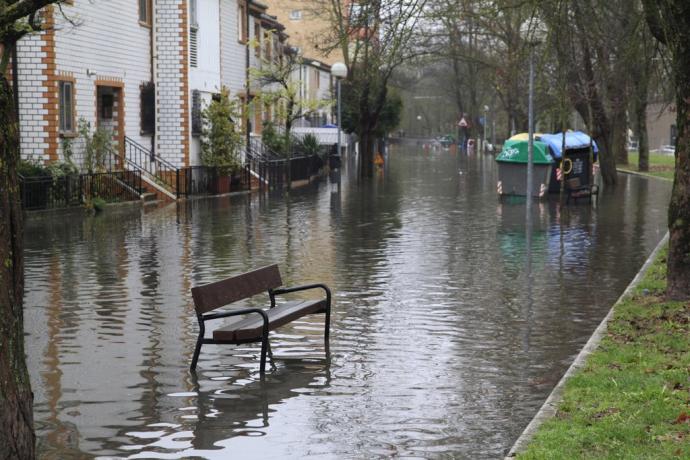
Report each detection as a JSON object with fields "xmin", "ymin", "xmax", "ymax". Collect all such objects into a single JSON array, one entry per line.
[{"xmin": 24, "ymin": 147, "xmax": 670, "ymax": 458}]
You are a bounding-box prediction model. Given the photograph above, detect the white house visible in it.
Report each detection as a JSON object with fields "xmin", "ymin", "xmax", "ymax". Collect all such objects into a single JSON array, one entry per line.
[{"xmin": 16, "ymin": 0, "xmax": 335, "ymax": 178}]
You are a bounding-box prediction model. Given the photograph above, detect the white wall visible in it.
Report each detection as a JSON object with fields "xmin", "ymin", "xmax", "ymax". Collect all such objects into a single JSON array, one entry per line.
[
  {"xmin": 54, "ymin": 0, "xmax": 153, "ymax": 155},
  {"xmin": 189, "ymin": 0, "xmax": 221, "ymax": 93},
  {"xmin": 189, "ymin": 0, "xmax": 222, "ymax": 165},
  {"xmin": 219, "ymin": 0, "xmax": 246, "ymax": 96},
  {"xmin": 17, "ymin": 0, "xmax": 153, "ymax": 164}
]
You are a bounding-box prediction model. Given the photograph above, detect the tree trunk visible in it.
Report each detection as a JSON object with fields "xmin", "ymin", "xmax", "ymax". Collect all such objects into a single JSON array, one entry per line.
[
  {"xmin": 666, "ymin": 44, "xmax": 690, "ymax": 300},
  {"xmin": 359, "ymin": 130, "xmax": 375, "ymax": 177},
  {"xmin": 636, "ymin": 100, "xmax": 649, "ymax": 172},
  {"xmin": 611, "ymin": 102, "xmax": 629, "ymax": 165},
  {"xmin": 0, "ymin": 77, "xmax": 35, "ymax": 458}
]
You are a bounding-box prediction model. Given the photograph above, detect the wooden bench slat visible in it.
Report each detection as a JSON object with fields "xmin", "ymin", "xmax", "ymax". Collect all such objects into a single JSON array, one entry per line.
[
  {"xmin": 191, "ymin": 264, "xmax": 282, "ymax": 314},
  {"xmin": 213, "ymin": 299, "xmax": 327, "ymax": 342}
]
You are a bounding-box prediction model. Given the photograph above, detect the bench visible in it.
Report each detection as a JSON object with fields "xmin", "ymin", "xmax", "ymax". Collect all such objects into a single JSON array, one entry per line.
[
  {"xmin": 566, "ymin": 177, "xmax": 599, "ymax": 204},
  {"xmin": 190, "ymin": 264, "xmax": 331, "ymax": 373}
]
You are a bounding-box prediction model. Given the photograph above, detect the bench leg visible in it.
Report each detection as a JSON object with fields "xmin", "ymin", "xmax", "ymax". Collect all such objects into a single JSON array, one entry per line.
[
  {"xmin": 190, "ymin": 334, "xmax": 203, "ymax": 372},
  {"xmin": 259, "ymin": 332, "xmax": 269, "ymax": 374},
  {"xmin": 324, "ymin": 310, "xmax": 331, "ymax": 347}
]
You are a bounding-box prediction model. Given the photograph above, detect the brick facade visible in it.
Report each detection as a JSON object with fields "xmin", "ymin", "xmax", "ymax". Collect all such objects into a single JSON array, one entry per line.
[
  {"xmin": 154, "ymin": 0, "xmax": 190, "ymax": 167},
  {"xmin": 17, "ymin": 7, "xmax": 54, "ymax": 162}
]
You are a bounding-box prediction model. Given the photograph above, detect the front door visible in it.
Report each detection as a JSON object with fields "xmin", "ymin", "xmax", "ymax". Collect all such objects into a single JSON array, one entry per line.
[{"xmin": 96, "ymin": 85, "xmax": 124, "ymax": 169}]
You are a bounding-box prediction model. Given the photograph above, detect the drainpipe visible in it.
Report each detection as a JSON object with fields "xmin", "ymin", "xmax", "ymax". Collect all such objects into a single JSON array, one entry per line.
[
  {"xmin": 12, "ymin": 43, "xmax": 20, "ymax": 139},
  {"xmin": 245, "ymin": 0, "xmax": 250, "ymax": 152},
  {"xmin": 151, "ymin": 0, "xmax": 158, "ymax": 158}
]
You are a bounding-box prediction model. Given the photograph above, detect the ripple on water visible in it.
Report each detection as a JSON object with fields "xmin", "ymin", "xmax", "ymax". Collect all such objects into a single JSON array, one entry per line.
[{"xmin": 23, "ymin": 148, "xmax": 671, "ymax": 459}]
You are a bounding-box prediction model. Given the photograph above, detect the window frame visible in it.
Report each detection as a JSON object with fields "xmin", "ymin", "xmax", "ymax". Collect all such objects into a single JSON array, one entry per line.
[
  {"xmin": 238, "ymin": 2, "xmax": 248, "ymax": 43},
  {"xmin": 190, "ymin": 0, "xmax": 199, "ymax": 30},
  {"xmin": 139, "ymin": 0, "xmax": 152, "ymax": 27},
  {"xmin": 58, "ymin": 78, "xmax": 76, "ymax": 137},
  {"xmin": 254, "ymin": 21, "xmax": 261, "ymax": 58}
]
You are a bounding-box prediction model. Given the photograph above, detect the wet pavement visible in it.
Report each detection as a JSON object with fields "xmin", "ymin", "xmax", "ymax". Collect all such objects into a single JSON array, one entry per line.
[{"xmin": 24, "ymin": 146, "xmax": 671, "ymax": 459}]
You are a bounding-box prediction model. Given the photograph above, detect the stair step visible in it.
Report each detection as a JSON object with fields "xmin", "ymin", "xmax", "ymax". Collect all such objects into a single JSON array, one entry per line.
[{"xmin": 141, "ymin": 192, "xmax": 157, "ymax": 202}]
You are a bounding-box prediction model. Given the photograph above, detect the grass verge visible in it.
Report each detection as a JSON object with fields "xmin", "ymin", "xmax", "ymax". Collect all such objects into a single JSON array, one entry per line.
[
  {"xmin": 518, "ymin": 246, "xmax": 690, "ymax": 459},
  {"xmin": 618, "ymin": 152, "xmax": 675, "ymax": 180}
]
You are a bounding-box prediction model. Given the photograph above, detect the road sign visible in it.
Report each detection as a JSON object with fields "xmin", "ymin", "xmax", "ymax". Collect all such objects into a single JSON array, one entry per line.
[{"xmin": 458, "ymin": 117, "xmax": 468, "ymax": 128}]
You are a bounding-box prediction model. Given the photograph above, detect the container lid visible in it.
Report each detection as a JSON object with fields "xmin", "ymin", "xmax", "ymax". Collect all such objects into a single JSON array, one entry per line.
[
  {"xmin": 539, "ymin": 131, "xmax": 598, "ymax": 159},
  {"xmin": 496, "ymin": 139, "xmax": 553, "ymax": 165}
]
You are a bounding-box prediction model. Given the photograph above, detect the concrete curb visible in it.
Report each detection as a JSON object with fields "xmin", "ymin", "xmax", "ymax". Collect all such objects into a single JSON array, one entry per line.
[
  {"xmin": 617, "ymin": 168, "xmax": 673, "ymax": 182},
  {"xmin": 505, "ymin": 231, "xmax": 670, "ymax": 458}
]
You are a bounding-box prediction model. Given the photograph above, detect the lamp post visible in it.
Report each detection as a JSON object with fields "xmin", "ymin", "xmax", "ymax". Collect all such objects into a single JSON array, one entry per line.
[
  {"xmin": 483, "ymin": 105, "xmax": 489, "ymax": 153},
  {"xmin": 521, "ymin": 19, "xmax": 545, "ymax": 219},
  {"xmin": 331, "ymin": 62, "xmax": 348, "ymax": 161}
]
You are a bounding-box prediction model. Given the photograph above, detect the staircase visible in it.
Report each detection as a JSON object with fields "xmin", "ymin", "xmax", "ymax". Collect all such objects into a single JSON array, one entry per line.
[
  {"xmin": 246, "ymin": 138, "xmax": 287, "ymax": 190},
  {"xmin": 123, "ymin": 137, "xmax": 179, "ymax": 201}
]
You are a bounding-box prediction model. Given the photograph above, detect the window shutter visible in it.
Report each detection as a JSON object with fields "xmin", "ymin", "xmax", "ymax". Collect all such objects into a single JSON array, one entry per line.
[
  {"xmin": 192, "ymin": 90, "xmax": 202, "ymax": 136},
  {"xmin": 140, "ymin": 82, "xmax": 155, "ymax": 135},
  {"xmin": 190, "ymin": 28, "xmax": 198, "ymax": 68}
]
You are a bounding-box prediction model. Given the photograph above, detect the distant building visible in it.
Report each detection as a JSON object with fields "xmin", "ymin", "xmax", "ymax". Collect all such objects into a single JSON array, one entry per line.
[
  {"xmin": 646, "ymin": 102, "xmax": 677, "ymax": 152},
  {"xmin": 262, "ymin": 0, "xmax": 344, "ymax": 65}
]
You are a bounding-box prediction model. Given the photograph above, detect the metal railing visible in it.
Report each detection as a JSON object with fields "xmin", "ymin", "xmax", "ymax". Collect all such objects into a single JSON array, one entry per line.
[
  {"xmin": 177, "ymin": 165, "xmax": 251, "ymax": 197},
  {"xmin": 18, "ymin": 170, "xmax": 143, "ymax": 211},
  {"xmin": 124, "ymin": 136, "xmax": 178, "ymax": 195},
  {"xmin": 244, "ymin": 139, "xmax": 326, "ymax": 190}
]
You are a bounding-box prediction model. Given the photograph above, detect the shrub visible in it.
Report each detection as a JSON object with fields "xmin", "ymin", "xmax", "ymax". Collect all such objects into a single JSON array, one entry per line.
[
  {"xmin": 201, "ymin": 87, "xmax": 242, "ymax": 174},
  {"xmin": 261, "ymin": 121, "xmax": 287, "ymax": 156},
  {"xmin": 299, "ymin": 133, "xmax": 321, "ymax": 158},
  {"xmin": 78, "ymin": 118, "xmax": 114, "ymax": 173}
]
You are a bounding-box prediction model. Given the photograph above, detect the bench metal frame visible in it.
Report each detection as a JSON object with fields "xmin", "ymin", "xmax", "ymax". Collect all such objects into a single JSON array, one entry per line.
[{"xmin": 190, "ymin": 276, "xmax": 331, "ymax": 374}]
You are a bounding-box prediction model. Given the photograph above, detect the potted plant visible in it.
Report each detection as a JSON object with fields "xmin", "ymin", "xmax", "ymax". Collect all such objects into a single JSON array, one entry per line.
[{"xmin": 200, "ymin": 87, "xmax": 242, "ymax": 194}]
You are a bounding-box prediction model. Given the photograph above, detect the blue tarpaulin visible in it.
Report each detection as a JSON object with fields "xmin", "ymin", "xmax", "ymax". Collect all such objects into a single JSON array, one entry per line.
[{"xmin": 539, "ymin": 131, "xmax": 598, "ymax": 159}]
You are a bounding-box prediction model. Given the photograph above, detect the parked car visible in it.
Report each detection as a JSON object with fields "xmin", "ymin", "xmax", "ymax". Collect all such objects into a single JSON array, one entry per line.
[{"xmin": 659, "ymin": 145, "xmax": 675, "ymax": 154}]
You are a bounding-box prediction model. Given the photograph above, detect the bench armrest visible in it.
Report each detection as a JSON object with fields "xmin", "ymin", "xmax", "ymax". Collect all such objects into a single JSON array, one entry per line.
[
  {"xmin": 273, "ymin": 283, "xmax": 331, "ymax": 298},
  {"xmin": 271, "ymin": 284, "xmax": 331, "ymax": 309},
  {"xmin": 202, "ymin": 307, "xmax": 269, "ymax": 324}
]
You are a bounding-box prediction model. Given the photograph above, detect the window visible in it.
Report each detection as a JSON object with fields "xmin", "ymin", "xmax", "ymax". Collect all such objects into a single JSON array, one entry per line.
[
  {"xmin": 289, "ymin": 10, "xmax": 302, "ymax": 20},
  {"xmin": 190, "ymin": 0, "xmax": 198, "ymax": 29},
  {"xmin": 238, "ymin": 3, "xmax": 247, "ymax": 43},
  {"xmin": 670, "ymin": 124, "xmax": 677, "ymax": 145},
  {"xmin": 58, "ymin": 80, "xmax": 74, "ymax": 134},
  {"xmin": 139, "ymin": 0, "xmax": 152, "ymax": 26},
  {"xmin": 254, "ymin": 22, "xmax": 261, "ymax": 58},
  {"xmin": 264, "ymin": 31, "xmax": 272, "ymax": 62},
  {"xmin": 140, "ymin": 82, "xmax": 155, "ymax": 135}
]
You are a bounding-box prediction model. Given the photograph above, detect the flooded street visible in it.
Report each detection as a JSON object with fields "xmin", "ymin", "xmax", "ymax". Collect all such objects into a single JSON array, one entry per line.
[{"xmin": 24, "ymin": 146, "xmax": 671, "ymax": 459}]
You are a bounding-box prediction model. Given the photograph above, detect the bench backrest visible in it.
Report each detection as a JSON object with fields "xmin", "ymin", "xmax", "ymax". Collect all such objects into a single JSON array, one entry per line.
[{"xmin": 191, "ymin": 264, "xmax": 282, "ymax": 314}]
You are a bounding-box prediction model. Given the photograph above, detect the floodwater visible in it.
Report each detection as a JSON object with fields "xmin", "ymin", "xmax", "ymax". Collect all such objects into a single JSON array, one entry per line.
[{"xmin": 24, "ymin": 145, "xmax": 671, "ymax": 459}]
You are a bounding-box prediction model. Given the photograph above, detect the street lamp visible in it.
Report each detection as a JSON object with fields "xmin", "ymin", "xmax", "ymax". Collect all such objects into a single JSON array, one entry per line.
[
  {"xmin": 331, "ymin": 62, "xmax": 348, "ymax": 160},
  {"xmin": 483, "ymin": 105, "xmax": 489, "ymax": 152},
  {"xmin": 520, "ymin": 19, "xmax": 546, "ymax": 214}
]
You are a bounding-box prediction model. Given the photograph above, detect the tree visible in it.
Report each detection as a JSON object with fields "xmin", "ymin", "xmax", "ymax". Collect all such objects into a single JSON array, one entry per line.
[
  {"xmin": 251, "ymin": 47, "xmax": 329, "ymax": 183},
  {"xmin": 642, "ymin": 0, "xmax": 690, "ymax": 300},
  {"xmin": 538, "ymin": 0, "xmax": 647, "ymax": 185},
  {"xmin": 424, "ymin": 0, "xmax": 533, "ymax": 139},
  {"xmin": 318, "ymin": 0, "xmax": 427, "ymax": 176},
  {"xmin": 1, "ymin": 2, "xmax": 64, "ymax": 458}
]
